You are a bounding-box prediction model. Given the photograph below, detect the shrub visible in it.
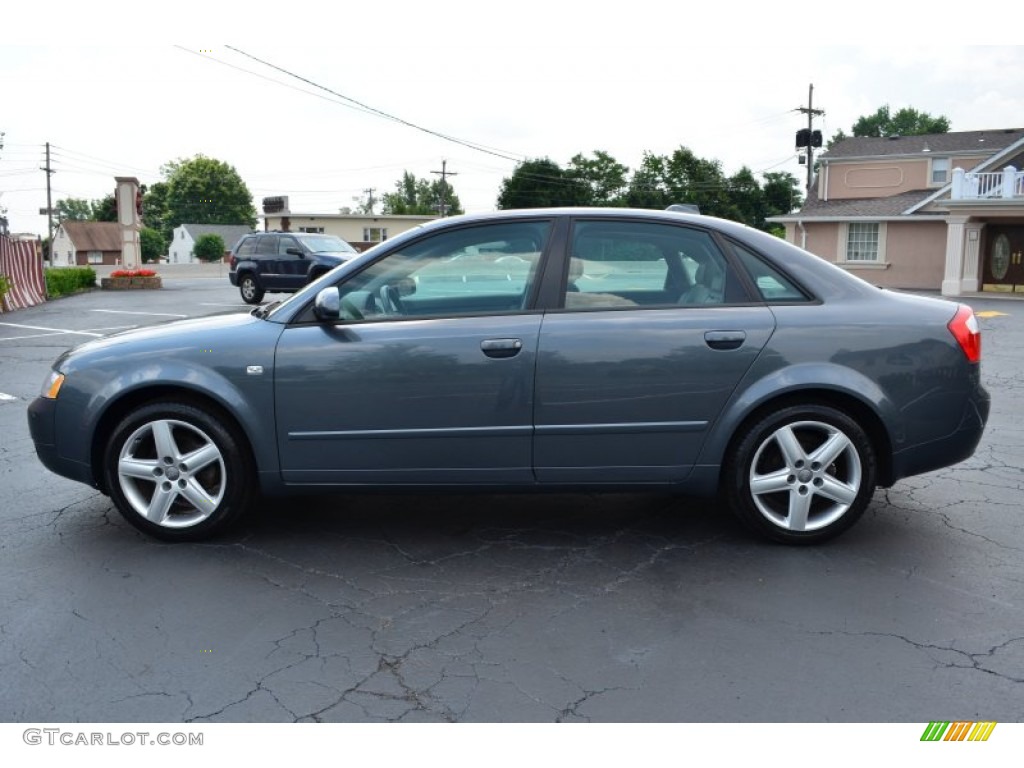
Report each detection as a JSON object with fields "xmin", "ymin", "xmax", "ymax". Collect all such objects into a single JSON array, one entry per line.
[
  {"xmin": 140, "ymin": 227, "xmax": 166, "ymax": 264},
  {"xmin": 109, "ymin": 269, "xmax": 158, "ymax": 278},
  {"xmin": 193, "ymin": 234, "xmax": 226, "ymax": 263},
  {"xmin": 45, "ymin": 267, "xmax": 97, "ymax": 298}
]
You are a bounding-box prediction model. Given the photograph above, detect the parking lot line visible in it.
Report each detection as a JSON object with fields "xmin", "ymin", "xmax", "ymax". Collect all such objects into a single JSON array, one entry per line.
[
  {"xmin": 0, "ymin": 392, "xmax": 17, "ymax": 402},
  {"xmin": 0, "ymin": 324, "xmax": 138, "ymax": 342},
  {"xmin": 90, "ymin": 309, "xmax": 189, "ymax": 318},
  {"xmin": 0, "ymin": 322, "xmax": 103, "ymax": 338}
]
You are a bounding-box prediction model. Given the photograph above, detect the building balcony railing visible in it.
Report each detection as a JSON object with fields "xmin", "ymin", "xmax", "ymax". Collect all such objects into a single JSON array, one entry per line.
[{"xmin": 951, "ymin": 166, "xmax": 1024, "ymax": 200}]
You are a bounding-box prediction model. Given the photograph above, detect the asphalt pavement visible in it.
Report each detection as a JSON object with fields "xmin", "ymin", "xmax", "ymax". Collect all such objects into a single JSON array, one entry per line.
[{"xmin": 0, "ymin": 277, "xmax": 1021, "ymax": 722}]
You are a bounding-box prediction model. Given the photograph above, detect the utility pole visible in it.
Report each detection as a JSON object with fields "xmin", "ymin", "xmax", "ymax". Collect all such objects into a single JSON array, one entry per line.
[
  {"xmin": 431, "ymin": 159, "xmax": 458, "ymax": 217},
  {"xmin": 40, "ymin": 142, "xmax": 56, "ymax": 263},
  {"xmin": 796, "ymin": 84, "xmax": 825, "ymax": 194},
  {"xmin": 361, "ymin": 187, "xmax": 377, "ymax": 215}
]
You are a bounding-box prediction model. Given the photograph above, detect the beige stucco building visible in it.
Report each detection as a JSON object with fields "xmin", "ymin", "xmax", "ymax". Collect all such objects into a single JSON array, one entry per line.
[
  {"xmin": 770, "ymin": 129, "xmax": 1024, "ymax": 295},
  {"xmin": 261, "ymin": 205, "xmax": 437, "ymax": 252}
]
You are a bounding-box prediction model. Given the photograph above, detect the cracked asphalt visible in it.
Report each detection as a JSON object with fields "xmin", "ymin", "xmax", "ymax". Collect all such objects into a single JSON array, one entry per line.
[{"xmin": 1, "ymin": 279, "xmax": 1021, "ymax": 722}]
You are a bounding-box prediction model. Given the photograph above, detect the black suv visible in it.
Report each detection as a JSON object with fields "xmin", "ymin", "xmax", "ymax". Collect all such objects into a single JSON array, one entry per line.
[{"xmin": 229, "ymin": 232, "xmax": 359, "ymax": 304}]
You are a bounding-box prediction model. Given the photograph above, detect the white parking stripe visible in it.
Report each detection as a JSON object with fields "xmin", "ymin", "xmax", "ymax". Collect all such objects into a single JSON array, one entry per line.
[
  {"xmin": 0, "ymin": 324, "xmax": 138, "ymax": 342},
  {"xmin": 0, "ymin": 322, "xmax": 102, "ymax": 337},
  {"xmin": 90, "ymin": 309, "xmax": 189, "ymax": 318},
  {"xmin": 0, "ymin": 392, "xmax": 17, "ymax": 402}
]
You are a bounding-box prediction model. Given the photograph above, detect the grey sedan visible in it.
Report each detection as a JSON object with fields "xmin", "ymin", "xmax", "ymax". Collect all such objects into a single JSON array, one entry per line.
[{"xmin": 28, "ymin": 209, "xmax": 989, "ymax": 544}]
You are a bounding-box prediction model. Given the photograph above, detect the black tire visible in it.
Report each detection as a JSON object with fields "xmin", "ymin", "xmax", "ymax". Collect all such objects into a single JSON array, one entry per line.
[
  {"xmin": 239, "ymin": 273, "xmax": 265, "ymax": 304},
  {"xmin": 103, "ymin": 401, "xmax": 256, "ymax": 542},
  {"xmin": 724, "ymin": 404, "xmax": 877, "ymax": 544}
]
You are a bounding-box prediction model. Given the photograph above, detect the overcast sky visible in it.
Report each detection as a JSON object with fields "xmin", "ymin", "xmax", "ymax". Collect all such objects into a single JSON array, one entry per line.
[{"xmin": 3, "ymin": 8, "xmax": 1023, "ymax": 237}]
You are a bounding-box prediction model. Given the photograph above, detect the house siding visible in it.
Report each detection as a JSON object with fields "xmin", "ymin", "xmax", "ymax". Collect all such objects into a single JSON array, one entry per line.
[
  {"xmin": 261, "ymin": 214, "xmax": 436, "ymax": 247},
  {"xmin": 873, "ymin": 221, "xmax": 946, "ymax": 289},
  {"xmin": 825, "ymin": 159, "xmax": 930, "ymax": 200}
]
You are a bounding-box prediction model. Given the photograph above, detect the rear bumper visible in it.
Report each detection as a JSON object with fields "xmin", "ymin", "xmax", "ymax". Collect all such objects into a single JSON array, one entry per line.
[
  {"xmin": 228, "ymin": 271, "xmax": 238, "ymax": 287},
  {"xmin": 889, "ymin": 385, "xmax": 990, "ymax": 483}
]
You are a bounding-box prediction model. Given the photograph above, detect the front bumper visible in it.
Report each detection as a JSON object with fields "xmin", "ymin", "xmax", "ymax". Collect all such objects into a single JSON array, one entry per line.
[{"xmin": 27, "ymin": 396, "xmax": 96, "ymax": 487}]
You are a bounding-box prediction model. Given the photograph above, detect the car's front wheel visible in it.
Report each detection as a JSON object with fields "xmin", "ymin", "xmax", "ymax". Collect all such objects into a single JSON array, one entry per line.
[
  {"xmin": 239, "ymin": 273, "xmax": 264, "ymax": 304},
  {"xmin": 725, "ymin": 404, "xmax": 877, "ymax": 544},
  {"xmin": 104, "ymin": 401, "xmax": 255, "ymax": 541}
]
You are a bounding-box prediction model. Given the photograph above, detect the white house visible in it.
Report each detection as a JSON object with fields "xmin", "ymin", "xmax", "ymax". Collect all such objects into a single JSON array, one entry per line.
[
  {"xmin": 50, "ymin": 221, "xmax": 122, "ymax": 267},
  {"xmin": 168, "ymin": 224, "xmax": 254, "ymax": 263}
]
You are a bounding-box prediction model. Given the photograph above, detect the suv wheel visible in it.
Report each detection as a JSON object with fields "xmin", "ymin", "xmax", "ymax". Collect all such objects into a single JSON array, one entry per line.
[{"xmin": 239, "ymin": 273, "xmax": 265, "ymax": 304}]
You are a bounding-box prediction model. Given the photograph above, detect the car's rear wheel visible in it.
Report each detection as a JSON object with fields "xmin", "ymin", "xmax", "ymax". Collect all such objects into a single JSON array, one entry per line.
[
  {"xmin": 239, "ymin": 273, "xmax": 264, "ymax": 304},
  {"xmin": 725, "ymin": 404, "xmax": 877, "ymax": 544},
  {"xmin": 104, "ymin": 401, "xmax": 255, "ymax": 541}
]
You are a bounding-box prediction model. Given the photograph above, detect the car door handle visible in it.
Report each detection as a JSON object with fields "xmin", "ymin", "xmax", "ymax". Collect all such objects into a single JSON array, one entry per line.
[
  {"xmin": 704, "ymin": 330, "xmax": 746, "ymax": 350},
  {"xmin": 481, "ymin": 338, "xmax": 523, "ymax": 358}
]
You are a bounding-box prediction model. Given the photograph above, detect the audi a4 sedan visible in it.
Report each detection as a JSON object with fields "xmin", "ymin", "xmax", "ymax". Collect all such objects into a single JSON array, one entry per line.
[{"xmin": 28, "ymin": 208, "xmax": 989, "ymax": 544}]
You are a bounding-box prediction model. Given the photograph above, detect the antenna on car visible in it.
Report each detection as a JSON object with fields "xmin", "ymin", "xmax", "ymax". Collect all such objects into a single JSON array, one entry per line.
[{"xmin": 666, "ymin": 203, "xmax": 700, "ymax": 214}]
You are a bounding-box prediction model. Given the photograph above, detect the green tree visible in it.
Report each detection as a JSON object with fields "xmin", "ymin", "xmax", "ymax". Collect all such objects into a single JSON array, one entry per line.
[
  {"xmin": 627, "ymin": 147, "xmax": 732, "ymax": 216},
  {"xmin": 54, "ymin": 195, "xmax": 118, "ymax": 222},
  {"xmin": 92, "ymin": 193, "xmax": 117, "ymax": 222},
  {"xmin": 139, "ymin": 227, "xmax": 165, "ymax": 264},
  {"xmin": 830, "ymin": 106, "xmax": 951, "ymax": 146},
  {"xmin": 381, "ymin": 171, "xmax": 464, "ymax": 216},
  {"xmin": 142, "ymin": 181, "xmax": 169, "ymax": 237},
  {"xmin": 497, "ymin": 158, "xmax": 588, "ymax": 209},
  {"xmin": 566, "ymin": 150, "xmax": 629, "ymax": 206},
  {"xmin": 192, "ymin": 233, "xmax": 225, "ymax": 263},
  {"xmin": 762, "ymin": 171, "xmax": 803, "ymax": 218},
  {"xmin": 722, "ymin": 166, "xmax": 766, "ymax": 228},
  {"xmin": 851, "ymin": 105, "xmax": 950, "ymax": 138},
  {"xmin": 55, "ymin": 197, "xmax": 95, "ymax": 221},
  {"xmin": 159, "ymin": 156, "xmax": 256, "ymax": 244}
]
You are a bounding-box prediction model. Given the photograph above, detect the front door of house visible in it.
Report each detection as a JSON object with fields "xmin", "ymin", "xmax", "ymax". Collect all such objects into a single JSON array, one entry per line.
[{"xmin": 984, "ymin": 225, "xmax": 1024, "ymax": 292}]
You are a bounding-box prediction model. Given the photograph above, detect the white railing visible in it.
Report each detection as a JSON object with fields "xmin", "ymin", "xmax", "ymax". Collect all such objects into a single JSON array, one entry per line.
[{"xmin": 951, "ymin": 165, "xmax": 1024, "ymax": 200}]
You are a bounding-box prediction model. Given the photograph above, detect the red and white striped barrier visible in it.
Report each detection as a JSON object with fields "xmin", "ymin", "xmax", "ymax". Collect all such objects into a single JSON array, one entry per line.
[{"xmin": 0, "ymin": 236, "xmax": 46, "ymax": 313}]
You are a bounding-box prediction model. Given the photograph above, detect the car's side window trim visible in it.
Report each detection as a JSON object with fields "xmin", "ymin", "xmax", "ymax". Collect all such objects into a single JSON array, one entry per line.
[
  {"xmin": 552, "ymin": 217, "xmax": 758, "ymax": 312},
  {"xmin": 717, "ymin": 235, "xmax": 818, "ymax": 304},
  {"xmin": 289, "ymin": 217, "xmax": 561, "ymax": 326}
]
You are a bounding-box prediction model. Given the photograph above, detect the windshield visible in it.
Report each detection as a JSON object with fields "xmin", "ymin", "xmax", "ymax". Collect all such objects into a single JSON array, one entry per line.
[{"xmin": 295, "ymin": 234, "xmax": 357, "ymax": 253}]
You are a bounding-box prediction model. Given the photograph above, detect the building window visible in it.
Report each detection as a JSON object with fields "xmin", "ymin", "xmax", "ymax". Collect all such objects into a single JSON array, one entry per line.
[
  {"xmin": 931, "ymin": 158, "xmax": 950, "ymax": 184},
  {"xmin": 363, "ymin": 227, "xmax": 388, "ymax": 242},
  {"xmin": 87, "ymin": 251, "xmax": 103, "ymax": 264},
  {"xmin": 845, "ymin": 223, "xmax": 880, "ymax": 262},
  {"xmin": 298, "ymin": 227, "xmax": 325, "ymax": 234}
]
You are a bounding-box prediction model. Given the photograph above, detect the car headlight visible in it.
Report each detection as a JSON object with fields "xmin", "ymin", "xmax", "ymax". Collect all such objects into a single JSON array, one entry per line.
[{"xmin": 41, "ymin": 370, "xmax": 65, "ymax": 399}]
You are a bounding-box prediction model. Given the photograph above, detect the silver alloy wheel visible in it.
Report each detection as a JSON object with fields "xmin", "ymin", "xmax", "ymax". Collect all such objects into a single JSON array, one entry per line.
[
  {"xmin": 116, "ymin": 418, "xmax": 226, "ymax": 529},
  {"xmin": 240, "ymin": 276, "xmax": 258, "ymax": 301},
  {"xmin": 747, "ymin": 419, "xmax": 862, "ymax": 533}
]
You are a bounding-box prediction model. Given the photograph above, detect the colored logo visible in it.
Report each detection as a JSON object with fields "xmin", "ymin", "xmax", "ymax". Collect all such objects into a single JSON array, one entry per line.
[{"xmin": 921, "ymin": 722, "xmax": 997, "ymax": 742}]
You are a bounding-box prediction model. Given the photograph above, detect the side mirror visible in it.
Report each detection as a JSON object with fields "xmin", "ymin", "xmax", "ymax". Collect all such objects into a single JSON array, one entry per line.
[
  {"xmin": 313, "ymin": 287, "xmax": 341, "ymax": 321},
  {"xmin": 286, "ymin": 247, "xmax": 305, "ymax": 257}
]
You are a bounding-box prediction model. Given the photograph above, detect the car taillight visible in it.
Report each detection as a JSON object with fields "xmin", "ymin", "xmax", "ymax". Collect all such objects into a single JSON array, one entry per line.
[
  {"xmin": 948, "ymin": 304, "xmax": 981, "ymax": 363},
  {"xmin": 229, "ymin": 256, "xmax": 237, "ymax": 270}
]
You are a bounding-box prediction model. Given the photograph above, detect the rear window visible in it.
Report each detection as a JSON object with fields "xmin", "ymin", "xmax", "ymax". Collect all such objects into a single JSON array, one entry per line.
[
  {"xmin": 236, "ymin": 237, "xmax": 258, "ymax": 256},
  {"xmin": 731, "ymin": 242, "xmax": 810, "ymax": 302}
]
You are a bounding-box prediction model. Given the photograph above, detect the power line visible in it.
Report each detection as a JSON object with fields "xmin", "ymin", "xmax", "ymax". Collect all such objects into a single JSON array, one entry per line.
[{"xmin": 221, "ymin": 46, "xmax": 525, "ymax": 162}]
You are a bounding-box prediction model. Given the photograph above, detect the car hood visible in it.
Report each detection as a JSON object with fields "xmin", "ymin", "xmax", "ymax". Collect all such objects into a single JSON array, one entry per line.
[{"xmin": 55, "ymin": 312, "xmax": 265, "ymax": 369}]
